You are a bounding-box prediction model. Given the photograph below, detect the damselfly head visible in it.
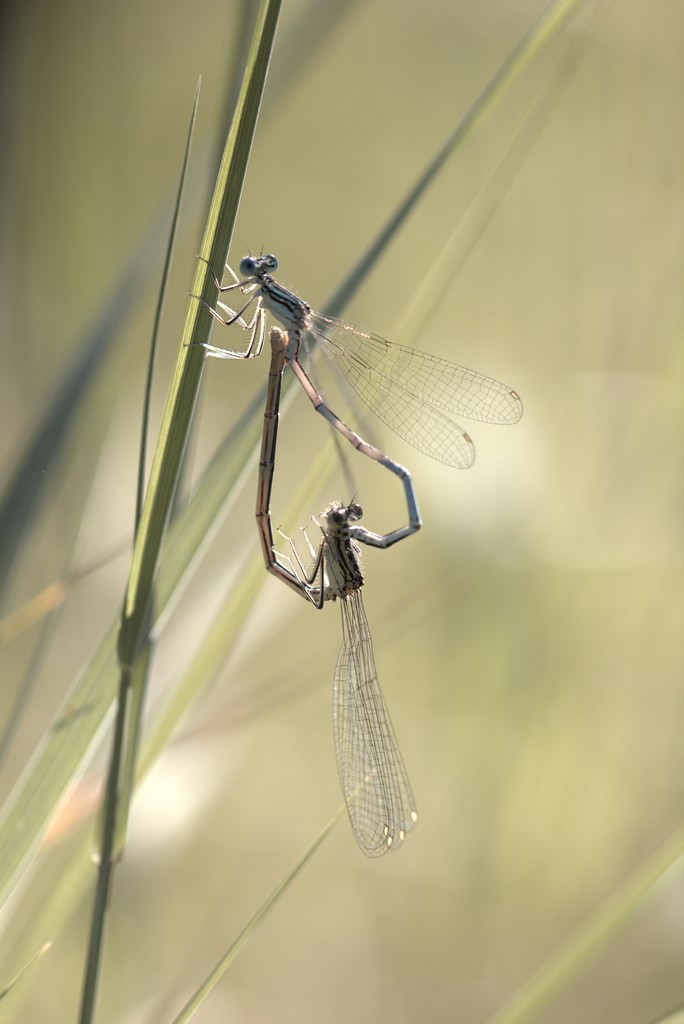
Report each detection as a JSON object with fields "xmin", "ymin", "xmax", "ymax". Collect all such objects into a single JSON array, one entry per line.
[
  {"xmin": 324, "ymin": 501, "xmax": 364, "ymax": 530},
  {"xmin": 240, "ymin": 253, "xmax": 278, "ymax": 277}
]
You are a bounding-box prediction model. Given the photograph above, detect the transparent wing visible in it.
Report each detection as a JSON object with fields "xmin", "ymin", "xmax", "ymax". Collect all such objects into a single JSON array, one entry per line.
[
  {"xmin": 309, "ymin": 310, "xmax": 523, "ymax": 429},
  {"xmin": 333, "ymin": 591, "xmax": 417, "ymax": 856},
  {"xmin": 337, "ymin": 365, "xmax": 476, "ymax": 468}
]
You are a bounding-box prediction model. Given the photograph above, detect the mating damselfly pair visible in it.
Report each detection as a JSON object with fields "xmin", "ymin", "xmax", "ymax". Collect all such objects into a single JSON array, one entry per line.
[{"xmin": 196, "ymin": 253, "xmax": 522, "ymax": 855}]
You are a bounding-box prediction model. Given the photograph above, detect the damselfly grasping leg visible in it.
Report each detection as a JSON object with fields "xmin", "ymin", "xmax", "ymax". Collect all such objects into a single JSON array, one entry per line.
[
  {"xmin": 257, "ymin": 330, "xmax": 417, "ymax": 855},
  {"xmin": 196, "ymin": 252, "xmax": 523, "ymax": 471}
]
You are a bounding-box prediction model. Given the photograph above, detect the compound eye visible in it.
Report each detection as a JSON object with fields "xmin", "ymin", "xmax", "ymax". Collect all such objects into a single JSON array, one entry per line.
[
  {"xmin": 263, "ymin": 254, "xmax": 279, "ymax": 271},
  {"xmin": 348, "ymin": 503, "xmax": 363, "ymax": 520},
  {"xmin": 239, "ymin": 256, "xmax": 257, "ymax": 276}
]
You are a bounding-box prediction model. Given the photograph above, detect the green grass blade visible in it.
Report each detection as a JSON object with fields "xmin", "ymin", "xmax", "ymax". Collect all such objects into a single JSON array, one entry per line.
[
  {"xmin": 119, "ymin": 0, "xmax": 282, "ymax": 666},
  {"xmin": 0, "ymin": 942, "xmax": 51, "ymax": 1002},
  {"xmin": 325, "ymin": 0, "xmax": 588, "ymax": 318},
  {"xmin": 486, "ymin": 828, "xmax": 684, "ymax": 1024},
  {"xmin": 112, "ymin": 76, "xmax": 202, "ymax": 864},
  {"xmin": 647, "ymin": 1010, "xmax": 684, "ymax": 1024},
  {"xmin": 395, "ymin": 0, "xmax": 601, "ymax": 348},
  {"xmin": 112, "ymin": 0, "xmax": 281, "ymax": 865},
  {"xmin": 136, "ymin": 77, "xmax": 202, "ymax": 531},
  {"xmin": 171, "ymin": 808, "xmax": 346, "ymax": 1024},
  {"xmin": 79, "ymin": 10, "xmax": 282, "ymax": 1013},
  {"xmin": 76, "ymin": 75, "xmax": 207, "ymax": 1024}
]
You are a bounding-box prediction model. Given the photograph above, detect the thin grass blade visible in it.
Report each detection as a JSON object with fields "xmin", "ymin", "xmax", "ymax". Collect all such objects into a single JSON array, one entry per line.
[
  {"xmin": 170, "ymin": 807, "xmax": 347, "ymax": 1024},
  {"xmin": 324, "ymin": 0, "xmax": 588, "ymax": 318},
  {"xmin": 486, "ymin": 828, "xmax": 684, "ymax": 1024},
  {"xmin": 111, "ymin": 77, "xmax": 201, "ymax": 864},
  {"xmin": 0, "ymin": 943, "xmax": 51, "ymax": 1002},
  {"xmin": 80, "ymin": 9, "xmax": 281, "ymax": 1007}
]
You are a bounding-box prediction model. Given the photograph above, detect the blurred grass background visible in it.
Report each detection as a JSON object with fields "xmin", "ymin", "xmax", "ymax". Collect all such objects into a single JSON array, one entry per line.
[{"xmin": 0, "ymin": 0, "xmax": 682, "ymax": 1022}]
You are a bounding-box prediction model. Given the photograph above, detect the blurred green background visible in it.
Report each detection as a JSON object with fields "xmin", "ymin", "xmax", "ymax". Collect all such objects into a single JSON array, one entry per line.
[{"xmin": 0, "ymin": 0, "xmax": 682, "ymax": 1021}]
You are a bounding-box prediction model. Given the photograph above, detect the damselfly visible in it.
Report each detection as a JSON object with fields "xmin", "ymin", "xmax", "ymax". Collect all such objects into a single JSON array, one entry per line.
[
  {"xmin": 195, "ymin": 253, "xmax": 523, "ymax": 537},
  {"xmin": 257, "ymin": 327, "xmax": 417, "ymax": 856}
]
